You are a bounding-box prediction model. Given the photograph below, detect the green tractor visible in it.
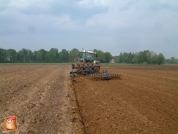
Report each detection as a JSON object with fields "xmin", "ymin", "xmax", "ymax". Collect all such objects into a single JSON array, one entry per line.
[
  {"xmin": 70, "ymin": 49, "xmax": 122, "ymax": 80},
  {"xmin": 70, "ymin": 50, "xmax": 100, "ymax": 75}
]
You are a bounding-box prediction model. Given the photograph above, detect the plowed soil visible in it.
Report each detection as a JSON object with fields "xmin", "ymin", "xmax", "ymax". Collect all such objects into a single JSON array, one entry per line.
[
  {"xmin": 72, "ymin": 65, "xmax": 178, "ymax": 134},
  {"xmin": 0, "ymin": 64, "xmax": 84, "ymax": 134},
  {"xmin": 0, "ymin": 64, "xmax": 178, "ymax": 134}
]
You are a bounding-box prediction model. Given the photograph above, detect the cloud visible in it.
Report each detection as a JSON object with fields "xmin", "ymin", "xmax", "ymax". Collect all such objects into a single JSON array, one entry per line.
[
  {"xmin": 0, "ymin": 0, "xmax": 178, "ymax": 58},
  {"xmin": 85, "ymin": 0, "xmax": 178, "ymax": 30},
  {"xmin": 85, "ymin": 7, "xmax": 143, "ymax": 29},
  {"xmin": 0, "ymin": 7, "xmax": 82, "ymax": 36},
  {"xmin": 0, "ymin": 0, "xmax": 11, "ymax": 11},
  {"xmin": 78, "ymin": 0, "xmax": 108, "ymax": 8}
]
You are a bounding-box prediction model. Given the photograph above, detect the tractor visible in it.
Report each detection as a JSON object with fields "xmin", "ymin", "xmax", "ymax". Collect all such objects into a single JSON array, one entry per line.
[
  {"xmin": 70, "ymin": 49, "xmax": 122, "ymax": 80},
  {"xmin": 70, "ymin": 49, "xmax": 100, "ymax": 75}
]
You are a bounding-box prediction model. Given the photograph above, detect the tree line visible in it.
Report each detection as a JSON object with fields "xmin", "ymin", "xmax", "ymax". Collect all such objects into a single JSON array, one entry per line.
[
  {"xmin": 0, "ymin": 48, "xmax": 177, "ymax": 64},
  {"xmin": 114, "ymin": 50, "xmax": 178, "ymax": 64},
  {"xmin": 0, "ymin": 48, "xmax": 112, "ymax": 63}
]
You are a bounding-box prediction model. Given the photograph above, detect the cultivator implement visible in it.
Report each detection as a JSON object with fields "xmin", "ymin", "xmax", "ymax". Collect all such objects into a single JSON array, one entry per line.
[
  {"xmin": 69, "ymin": 49, "xmax": 122, "ymax": 80},
  {"xmin": 70, "ymin": 68, "xmax": 96, "ymax": 76},
  {"xmin": 90, "ymin": 70, "xmax": 122, "ymax": 80}
]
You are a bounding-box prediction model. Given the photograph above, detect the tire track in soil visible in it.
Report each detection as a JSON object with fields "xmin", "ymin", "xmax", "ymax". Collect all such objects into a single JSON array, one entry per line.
[
  {"xmin": 23, "ymin": 66, "xmax": 70, "ymax": 133},
  {"xmin": 71, "ymin": 79, "xmax": 87, "ymax": 134}
]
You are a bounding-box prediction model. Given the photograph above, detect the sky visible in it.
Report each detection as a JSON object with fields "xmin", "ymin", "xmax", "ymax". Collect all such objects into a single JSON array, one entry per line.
[{"xmin": 0, "ymin": 0, "xmax": 178, "ymax": 58}]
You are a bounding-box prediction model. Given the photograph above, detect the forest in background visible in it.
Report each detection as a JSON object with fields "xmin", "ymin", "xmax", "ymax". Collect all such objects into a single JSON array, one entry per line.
[{"xmin": 0, "ymin": 48, "xmax": 178, "ymax": 64}]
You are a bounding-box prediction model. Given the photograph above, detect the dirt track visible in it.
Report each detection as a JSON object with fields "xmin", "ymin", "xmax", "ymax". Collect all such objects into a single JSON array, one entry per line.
[
  {"xmin": 72, "ymin": 65, "xmax": 178, "ymax": 134},
  {"xmin": 0, "ymin": 64, "xmax": 178, "ymax": 134}
]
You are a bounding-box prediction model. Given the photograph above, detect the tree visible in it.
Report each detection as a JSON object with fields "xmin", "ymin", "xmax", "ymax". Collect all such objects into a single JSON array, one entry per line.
[
  {"xmin": 69, "ymin": 48, "xmax": 79, "ymax": 62},
  {"xmin": 17, "ymin": 48, "xmax": 28, "ymax": 62},
  {"xmin": 157, "ymin": 53, "xmax": 165, "ymax": 65},
  {"xmin": 118, "ymin": 52, "xmax": 123, "ymax": 63},
  {"xmin": 48, "ymin": 48, "xmax": 58, "ymax": 62},
  {"xmin": 152, "ymin": 54, "xmax": 158, "ymax": 64},
  {"xmin": 36, "ymin": 49, "xmax": 46, "ymax": 62},
  {"xmin": 146, "ymin": 51, "xmax": 152, "ymax": 64},
  {"xmin": 33, "ymin": 51, "xmax": 37, "ymax": 62},
  {"xmin": 26, "ymin": 49, "xmax": 34, "ymax": 62},
  {"xmin": 6, "ymin": 49, "xmax": 17, "ymax": 62},
  {"xmin": 96, "ymin": 50, "xmax": 105, "ymax": 62},
  {"xmin": 105, "ymin": 52, "xmax": 112, "ymax": 63},
  {"xmin": 0, "ymin": 48, "xmax": 6, "ymax": 63},
  {"xmin": 0, "ymin": 47, "xmax": 170, "ymax": 64},
  {"xmin": 128, "ymin": 52, "xmax": 134, "ymax": 63},
  {"xmin": 170, "ymin": 57, "xmax": 176, "ymax": 64},
  {"xmin": 59, "ymin": 49, "xmax": 69, "ymax": 63},
  {"xmin": 123, "ymin": 52, "xmax": 129, "ymax": 63},
  {"xmin": 132, "ymin": 54, "xmax": 138, "ymax": 63}
]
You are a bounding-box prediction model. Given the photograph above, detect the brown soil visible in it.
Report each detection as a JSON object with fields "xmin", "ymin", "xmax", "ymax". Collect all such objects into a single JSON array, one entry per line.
[
  {"xmin": 1, "ymin": 64, "xmax": 178, "ymax": 134},
  {"xmin": 0, "ymin": 64, "xmax": 84, "ymax": 134},
  {"xmin": 72, "ymin": 65, "xmax": 178, "ymax": 134}
]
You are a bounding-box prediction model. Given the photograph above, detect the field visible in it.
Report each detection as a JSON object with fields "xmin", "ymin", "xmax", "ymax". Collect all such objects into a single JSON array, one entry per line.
[
  {"xmin": 0, "ymin": 64, "xmax": 178, "ymax": 134},
  {"xmin": 0, "ymin": 64, "xmax": 83, "ymax": 134}
]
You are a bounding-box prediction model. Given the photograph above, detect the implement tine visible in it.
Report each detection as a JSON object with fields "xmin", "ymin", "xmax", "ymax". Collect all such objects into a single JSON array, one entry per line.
[
  {"xmin": 113, "ymin": 73, "xmax": 115, "ymax": 78},
  {"xmin": 109, "ymin": 73, "xmax": 111, "ymax": 79},
  {"xmin": 119, "ymin": 73, "xmax": 121, "ymax": 79},
  {"xmin": 96, "ymin": 74, "xmax": 98, "ymax": 80},
  {"xmin": 115, "ymin": 73, "xmax": 118, "ymax": 79},
  {"xmin": 110, "ymin": 73, "xmax": 112, "ymax": 79},
  {"xmin": 90, "ymin": 71, "xmax": 122, "ymax": 80},
  {"xmin": 111, "ymin": 73, "xmax": 113, "ymax": 79},
  {"xmin": 94, "ymin": 74, "xmax": 96, "ymax": 80},
  {"xmin": 119, "ymin": 74, "xmax": 122, "ymax": 79},
  {"xmin": 112, "ymin": 74, "xmax": 114, "ymax": 79},
  {"xmin": 98, "ymin": 74, "xmax": 100, "ymax": 80},
  {"xmin": 115, "ymin": 73, "xmax": 117, "ymax": 79},
  {"xmin": 101, "ymin": 73, "xmax": 103, "ymax": 80},
  {"xmin": 100, "ymin": 73, "xmax": 102, "ymax": 80},
  {"xmin": 116, "ymin": 73, "xmax": 119, "ymax": 78},
  {"xmin": 93, "ymin": 73, "xmax": 99, "ymax": 80}
]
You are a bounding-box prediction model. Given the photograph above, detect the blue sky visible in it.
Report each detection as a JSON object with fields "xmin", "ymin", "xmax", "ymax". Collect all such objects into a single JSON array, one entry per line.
[{"xmin": 0, "ymin": 0, "xmax": 178, "ymax": 58}]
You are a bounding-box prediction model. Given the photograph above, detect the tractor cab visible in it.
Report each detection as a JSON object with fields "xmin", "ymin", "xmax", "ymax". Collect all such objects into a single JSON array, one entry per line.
[{"xmin": 78, "ymin": 50, "xmax": 98, "ymax": 63}]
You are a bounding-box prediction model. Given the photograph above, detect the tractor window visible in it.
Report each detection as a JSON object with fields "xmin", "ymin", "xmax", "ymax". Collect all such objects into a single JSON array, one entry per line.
[
  {"xmin": 86, "ymin": 53, "xmax": 91, "ymax": 58},
  {"xmin": 78, "ymin": 51, "xmax": 96, "ymax": 60},
  {"xmin": 78, "ymin": 52, "xmax": 82, "ymax": 58}
]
